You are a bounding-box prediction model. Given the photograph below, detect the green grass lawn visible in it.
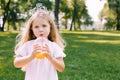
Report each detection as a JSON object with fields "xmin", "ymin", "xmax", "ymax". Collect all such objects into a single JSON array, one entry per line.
[{"xmin": 0, "ymin": 31, "xmax": 120, "ymax": 80}]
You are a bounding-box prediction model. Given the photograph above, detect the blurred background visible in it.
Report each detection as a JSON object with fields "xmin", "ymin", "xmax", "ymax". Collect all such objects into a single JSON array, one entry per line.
[
  {"xmin": 0, "ymin": 0, "xmax": 120, "ymax": 80},
  {"xmin": 0, "ymin": 0, "xmax": 120, "ymax": 32}
]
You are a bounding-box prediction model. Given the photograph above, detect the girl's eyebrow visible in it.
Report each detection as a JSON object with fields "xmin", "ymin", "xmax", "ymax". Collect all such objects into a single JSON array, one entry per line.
[{"xmin": 42, "ymin": 24, "xmax": 47, "ymax": 25}]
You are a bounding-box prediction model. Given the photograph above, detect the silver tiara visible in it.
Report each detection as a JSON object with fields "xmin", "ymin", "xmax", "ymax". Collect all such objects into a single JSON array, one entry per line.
[{"xmin": 29, "ymin": 3, "xmax": 48, "ymax": 15}]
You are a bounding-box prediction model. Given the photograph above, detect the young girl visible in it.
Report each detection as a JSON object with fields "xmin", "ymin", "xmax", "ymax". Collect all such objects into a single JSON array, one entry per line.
[{"xmin": 14, "ymin": 8, "xmax": 66, "ymax": 80}]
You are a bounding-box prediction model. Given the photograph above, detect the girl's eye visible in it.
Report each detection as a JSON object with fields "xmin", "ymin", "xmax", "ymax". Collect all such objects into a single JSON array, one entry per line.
[
  {"xmin": 42, "ymin": 24, "xmax": 47, "ymax": 27},
  {"xmin": 34, "ymin": 26, "xmax": 39, "ymax": 28}
]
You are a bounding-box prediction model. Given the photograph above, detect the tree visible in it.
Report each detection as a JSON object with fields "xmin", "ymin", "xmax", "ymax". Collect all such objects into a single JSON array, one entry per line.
[
  {"xmin": 108, "ymin": 0, "xmax": 120, "ymax": 30},
  {"xmin": 69, "ymin": 0, "xmax": 93, "ymax": 30},
  {"xmin": 0, "ymin": 0, "xmax": 11, "ymax": 31},
  {"xmin": 0, "ymin": 0, "xmax": 53, "ymax": 31},
  {"xmin": 99, "ymin": 0, "xmax": 120, "ymax": 30},
  {"xmin": 59, "ymin": 0, "xmax": 71, "ymax": 29},
  {"xmin": 54, "ymin": 0, "xmax": 60, "ymax": 29}
]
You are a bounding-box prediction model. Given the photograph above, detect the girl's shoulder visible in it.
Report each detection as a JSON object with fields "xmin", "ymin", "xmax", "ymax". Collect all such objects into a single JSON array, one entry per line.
[
  {"xmin": 24, "ymin": 39, "xmax": 35, "ymax": 46},
  {"xmin": 49, "ymin": 41, "xmax": 57, "ymax": 46},
  {"xmin": 52, "ymin": 42, "xmax": 58, "ymax": 46},
  {"xmin": 50, "ymin": 41, "xmax": 60, "ymax": 49}
]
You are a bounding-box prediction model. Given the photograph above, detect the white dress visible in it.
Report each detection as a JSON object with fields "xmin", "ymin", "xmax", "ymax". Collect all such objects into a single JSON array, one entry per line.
[{"xmin": 15, "ymin": 39, "xmax": 66, "ymax": 80}]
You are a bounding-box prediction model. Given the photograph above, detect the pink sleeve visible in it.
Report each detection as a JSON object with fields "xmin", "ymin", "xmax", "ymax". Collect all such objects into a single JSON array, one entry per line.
[
  {"xmin": 15, "ymin": 43, "xmax": 28, "ymax": 56},
  {"xmin": 53, "ymin": 43, "xmax": 66, "ymax": 58}
]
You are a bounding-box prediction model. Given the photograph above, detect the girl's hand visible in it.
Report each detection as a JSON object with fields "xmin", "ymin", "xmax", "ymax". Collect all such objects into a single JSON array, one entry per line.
[
  {"xmin": 42, "ymin": 44, "xmax": 50, "ymax": 57},
  {"xmin": 31, "ymin": 44, "xmax": 42, "ymax": 58},
  {"xmin": 32, "ymin": 44, "xmax": 51, "ymax": 59}
]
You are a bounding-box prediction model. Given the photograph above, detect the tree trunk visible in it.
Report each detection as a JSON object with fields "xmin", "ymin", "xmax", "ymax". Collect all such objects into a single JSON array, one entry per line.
[
  {"xmin": 116, "ymin": 15, "xmax": 120, "ymax": 30},
  {"xmin": 54, "ymin": 0, "xmax": 60, "ymax": 29},
  {"xmin": 13, "ymin": 22, "xmax": 17, "ymax": 30},
  {"xmin": 1, "ymin": 0, "xmax": 11, "ymax": 31},
  {"xmin": 70, "ymin": 0, "xmax": 76, "ymax": 31},
  {"xmin": 116, "ymin": 1, "xmax": 120, "ymax": 30},
  {"xmin": 65, "ymin": 19, "xmax": 68, "ymax": 29},
  {"xmin": 1, "ymin": 17, "xmax": 6, "ymax": 31},
  {"xmin": 70, "ymin": 18, "xmax": 74, "ymax": 31}
]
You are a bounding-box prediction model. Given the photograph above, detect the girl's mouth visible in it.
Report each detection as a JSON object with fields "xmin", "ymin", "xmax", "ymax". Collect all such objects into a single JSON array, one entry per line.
[{"xmin": 40, "ymin": 34, "xmax": 43, "ymax": 36}]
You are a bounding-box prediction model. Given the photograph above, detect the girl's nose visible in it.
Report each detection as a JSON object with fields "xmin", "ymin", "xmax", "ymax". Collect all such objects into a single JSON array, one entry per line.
[{"xmin": 39, "ymin": 27, "xmax": 43, "ymax": 31}]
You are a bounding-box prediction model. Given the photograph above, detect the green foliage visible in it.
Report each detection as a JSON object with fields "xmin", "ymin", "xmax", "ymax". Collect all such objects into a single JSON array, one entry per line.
[
  {"xmin": 0, "ymin": 31, "xmax": 120, "ymax": 80},
  {"xmin": 99, "ymin": 2, "xmax": 116, "ymax": 21},
  {"xmin": 59, "ymin": 0, "xmax": 93, "ymax": 30},
  {"xmin": 104, "ymin": 18, "xmax": 116, "ymax": 30},
  {"xmin": 0, "ymin": 0, "xmax": 53, "ymax": 31},
  {"xmin": 0, "ymin": 0, "xmax": 93, "ymax": 31},
  {"xmin": 99, "ymin": 0, "xmax": 120, "ymax": 30},
  {"xmin": 70, "ymin": 0, "xmax": 93, "ymax": 30}
]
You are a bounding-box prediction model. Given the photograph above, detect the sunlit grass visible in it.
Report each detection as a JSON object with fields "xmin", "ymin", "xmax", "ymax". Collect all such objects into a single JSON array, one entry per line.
[
  {"xmin": 78, "ymin": 31, "xmax": 120, "ymax": 36},
  {"xmin": 75, "ymin": 40, "xmax": 120, "ymax": 44},
  {"xmin": 60, "ymin": 30, "xmax": 120, "ymax": 80},
  {"xmin": 61, "ymin": 30, "xmax": 120, "ymax": 36},
  {"xmin": 0, "ymin": 31, "xmax": 120, "ymax": 80}
]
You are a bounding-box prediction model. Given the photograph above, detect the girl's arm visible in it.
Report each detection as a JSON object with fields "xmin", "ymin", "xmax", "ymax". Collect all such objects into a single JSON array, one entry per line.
[
  {"xmin": 46, "ymin": 55, "xmax": 65, "ymax": 72},
  {"xmin": 14, "ymin": 44, "xmax": 40, "ymax": 68},
  {"xmin": 43, "ymin": 44, "xmax": 65, "ymax": 72},
  {"xmin": 14, "ymin": 55, "xmax": 34, "ymax": 68}
]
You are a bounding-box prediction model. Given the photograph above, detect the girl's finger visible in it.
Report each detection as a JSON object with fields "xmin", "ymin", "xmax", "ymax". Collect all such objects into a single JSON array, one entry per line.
[
  {"xmin": 42, "ymin": 50, "xmax": 48, "ymax": 54},
  {"xmin": 33, "ymin": 44, "xmax": 39, "ymax": 47},
  {"xmin": 42, "ymin": 45, "xmax": 50, "ymax": 54},
  {"xmin": 45, "ymin": 44, "xmax": 49, "ymax": 48}
]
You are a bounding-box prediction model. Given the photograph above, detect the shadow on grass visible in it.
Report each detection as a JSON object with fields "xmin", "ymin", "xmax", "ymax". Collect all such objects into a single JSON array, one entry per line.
[
  {"xmin": 0, "ymin": 32, "xmax": 25, "ymax": 80},
  {"xmin": 60, "ymin": 31, "xmax": 120, "ymax": 80},
  {"xmin": 0, "ymin": 31, "xmax": 120, "ymax": 80}
]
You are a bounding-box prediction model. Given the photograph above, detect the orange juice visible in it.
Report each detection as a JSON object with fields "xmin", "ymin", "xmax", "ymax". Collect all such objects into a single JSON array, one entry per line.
[
  {"xmin": 34, "ymin": 38, "xmax": 48, "ymax": 59},
  {"xmin": 35, "ymin": 52, "xmax": 48, "ymax": 59}
]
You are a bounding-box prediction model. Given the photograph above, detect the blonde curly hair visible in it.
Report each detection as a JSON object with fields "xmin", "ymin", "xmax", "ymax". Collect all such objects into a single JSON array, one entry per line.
[{"xmin": 15, "ymin": 10, "xmax": 66, "ymax": 52}]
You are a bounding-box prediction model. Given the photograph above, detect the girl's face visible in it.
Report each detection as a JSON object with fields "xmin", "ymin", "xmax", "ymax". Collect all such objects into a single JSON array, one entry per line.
[{"xmin": 32, "ymin": 17, "xmax": 50, "ymax": 39}]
